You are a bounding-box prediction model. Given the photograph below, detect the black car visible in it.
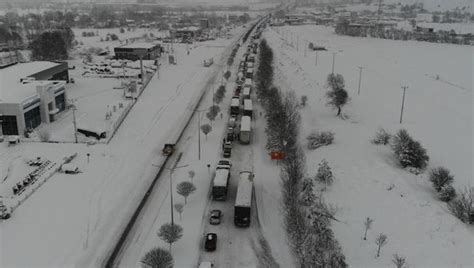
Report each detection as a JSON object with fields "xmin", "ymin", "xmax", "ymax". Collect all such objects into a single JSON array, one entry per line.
[
  {"xmin": 204, "ymin": 233, "xmax": 217, "ymax": 251},
  {"xmin": 209, "ymin": 210, "xmax": 222, "ymax": 225}
]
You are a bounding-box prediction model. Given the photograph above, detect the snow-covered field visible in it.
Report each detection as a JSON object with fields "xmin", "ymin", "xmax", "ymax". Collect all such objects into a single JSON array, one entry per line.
[
  {"xmin": 265, "ymin": 25, "xmax": 473, "ymax": 267},
  {"xmin": 0, "ymin": 30, "xmax": 239, "ymax": 267}
]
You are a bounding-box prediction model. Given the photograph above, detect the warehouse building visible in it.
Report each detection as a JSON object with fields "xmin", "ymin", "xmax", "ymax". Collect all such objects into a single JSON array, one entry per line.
[
  {"xmin": 0, "ymin": 61, "xmax": 68, "ymax": 136},
  {"xmin": 114, "ymin": 42, "xmax": 162, "ymax": 61}
]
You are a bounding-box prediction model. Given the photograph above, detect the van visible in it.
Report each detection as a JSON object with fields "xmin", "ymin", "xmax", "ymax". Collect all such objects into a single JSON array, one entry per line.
[{"xmin": 61, "ymin": 164, "xmax": 80, "ymax": 174}]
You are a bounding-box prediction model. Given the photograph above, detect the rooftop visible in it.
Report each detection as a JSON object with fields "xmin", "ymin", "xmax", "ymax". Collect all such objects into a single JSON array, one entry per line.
[
  {"xmin": 0, "ymin": 61, "xmax": 61, "ymax": 103},
  {"xmin": 118, "ymin": 42, "xmax": 160, "ymax": 49},
  {"xmin": 235, "ymin": 172, "xmax": 253, "ymax": 207}
]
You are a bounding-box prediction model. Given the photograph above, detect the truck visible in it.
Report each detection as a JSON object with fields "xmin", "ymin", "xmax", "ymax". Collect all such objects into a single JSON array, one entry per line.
[
  {"xmin": 243, "ymin": 99, "xmax": 253, "ymax": 118},
  {"xmin": 212, "ymin": 161, "xmax": 231, "ymax": 200},
  {"xmin": 239, "ymin": 116, "xmax": 251, "ymax": 144},
  {"xmin": 234, "ymin": 171, "xmax": 254, "ymax": 227}
]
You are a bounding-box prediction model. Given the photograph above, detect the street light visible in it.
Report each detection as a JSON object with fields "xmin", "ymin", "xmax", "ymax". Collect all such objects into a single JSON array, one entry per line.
[
  {"xmin": 331, "ymin": 50, "xmax": 343, "ymax": 75},
  {"xmin": 67, "ymin": 99, "xmax": 78, "ymax": 143},
  {"xmin": 154, "ymin": 152, "xmax": 188, "ymax": 226}
]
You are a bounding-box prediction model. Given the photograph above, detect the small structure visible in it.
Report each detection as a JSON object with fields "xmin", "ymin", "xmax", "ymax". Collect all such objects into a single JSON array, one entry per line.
[{"xmin": 162, "ymin": 143, "xmax": 175, "ymax": 156}]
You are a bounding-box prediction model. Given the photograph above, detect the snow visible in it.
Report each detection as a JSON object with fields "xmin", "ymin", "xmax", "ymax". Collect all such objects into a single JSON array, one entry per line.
[
  {"xmin": 213, "ymin": 168, "xmax": 230, "ymax": 187},
  {"xmin": 117, "ymin": 42, "xmax": 160, "ymax": 49},
  {"xmin": 234, "ymin": 171, "xmax": 253, "ymax": 208},
  {"xmin": 240, "ymin": 116, "xmax": 251, "ymax": 132},
  {"xmin": 264, "ymin": 24, "xmax": 473, "ymax": 267},
  {"xmin": 231, "ymin": 97, "xmax": 239, "ymax": 107},
  {"xmin": 0, "ymin": 28, "xmax": 240, "ymax": 267},
  {"xmin": 0, "ymin": 61, "xmax": 61, "ymax": 103}
]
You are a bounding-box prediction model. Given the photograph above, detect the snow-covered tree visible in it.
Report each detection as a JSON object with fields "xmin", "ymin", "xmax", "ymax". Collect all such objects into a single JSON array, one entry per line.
[
  {"xmin": 306, "ymin": 131, "xmax": 334, "ymax": 150},
  {"xmin": 176, "ymin": 181, "xmax": 196, "ymax": 204},
  {"xmin": 316, "ymin": 159, "xmax": 334, "ymax": 185},
  {"xmin": 391, "ymin": 129, "xmax": 429, "ymax": 169},
  {"xmin": 300, "ymin": 177, "xmax": 316, "ymax": 206},
  {"xmin": 157, "ymin": 223, "xmax": 183, "ymax": 251},
  {"xmin": 392, "ymin": 254, "xmax": 408, "ymax": 268},
  {"xmin": 188, "ymin": 170, "xmax": 195, "ymax": 182},
  {"xmin": 326, "ymin": 73, "xmax": 348, "ymax": 116},
  {"xmin": 141, "ymin": 247, "xmax": 173, "ymax": 268},
  {"xmin": 200, "ymin": 124, "xmax": 212, "ymax": 140},
  {"xmin": 174, "ymin": 203, "xmax": 184, "ymax": 220},
  {"xmin": 363, "ymin": 217, "xmax": 374, "ymax": 240},
  {"xmin": 375, "ymin": 233, "xmax": 388, "ymax": 258},
  {"xmin": 429, "ymin": 167, "xmax": 454, "ymax": 192},
  {"xmin": 224, "ymin": 70, "xmax": 231, "ymax": 80}
]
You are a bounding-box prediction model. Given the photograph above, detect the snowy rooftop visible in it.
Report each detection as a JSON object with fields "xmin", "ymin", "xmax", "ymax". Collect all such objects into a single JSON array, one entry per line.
[
  {"xmin": 0, "ymin": 61, "xmax": 61, "ymax": 103},
  {"xmin": 235, "ymin": 171, "xmax": 253, "ymax": 207},
  {"xmin": 118, "ymin": 42, "xmax": 160, "ymax": 49},
  {"xmin": 231, "ymin": 98, "xmax": 239, "ymax": 106},
  {"xmin": 213, "ymin": 169, "xmax": 230, "ymax": 187},
  {"xmin": 243, "ymin": 99, "xmax": 252, "ymax": 110}
]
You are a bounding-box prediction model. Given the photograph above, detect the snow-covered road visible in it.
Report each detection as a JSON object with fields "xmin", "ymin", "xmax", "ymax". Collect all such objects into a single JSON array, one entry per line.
[{"xmin": 0, "ymin": 39, "xmax": 234, "ymax": 267}]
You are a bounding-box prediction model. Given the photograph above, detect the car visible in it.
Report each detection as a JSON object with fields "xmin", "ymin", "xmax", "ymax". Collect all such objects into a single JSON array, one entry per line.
[
  {"xmin": 217, "ymin": 159, "xmax": 232, "ymax": 168},
  {"xmin": 209, "ymin": 209, "xmax": 222, "ymax": 225},
  {"xmin": 204, "ymin": 233, "xmax": 217, "ymax": 251}
]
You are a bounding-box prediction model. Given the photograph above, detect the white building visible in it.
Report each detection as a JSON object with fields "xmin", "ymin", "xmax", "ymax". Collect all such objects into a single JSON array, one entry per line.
[{"xmin": 0, "ymin": 61, "xmax": 69, "ymax": 136}]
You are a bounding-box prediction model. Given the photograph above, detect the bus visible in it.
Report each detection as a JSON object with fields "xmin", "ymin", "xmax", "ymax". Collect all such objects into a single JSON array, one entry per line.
[
  {"xmin": 243, "ymin": 99, "xmax": 252, "ymax": 118},
  {"xmin": 239, "ymin": 116, "xmax": 251, "ymax": 144},
  {"xmin": 234, "ymin": 171, "xmax": 254, "ymax": 227},
  {"xmin": 212, "ymin": 164, "xmax": 231, "ymax": 200}
]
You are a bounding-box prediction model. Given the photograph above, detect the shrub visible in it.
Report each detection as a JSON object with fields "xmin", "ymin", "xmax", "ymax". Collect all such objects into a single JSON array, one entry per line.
[
  {"xmin": 109, "ymin": 33, "xmax": 119, "ymax": 41},
  {"xmin": 371, "ymin": 128, "xmax": 391, "ymax": 145},
  {"xmin": 448, "ymin": 187, "xmax": 473, "ymax": 224},
  {"xmin": 439, "ymin": 185, "xmax": 456, "ymax": 202},
  {"xmin": 315, "ymin": 159, "xmax": 334, "ymax": 185},
  {"xmin": 306, "ymin": 131, "xmax": 334, "ymax": 150},
  {"xmin": 429, "ymin": 167, "xmax": 454, "ymax": 192},
  {"xmin": 391, "ymin": 129, "xmax": 429, "ymax": 169}
]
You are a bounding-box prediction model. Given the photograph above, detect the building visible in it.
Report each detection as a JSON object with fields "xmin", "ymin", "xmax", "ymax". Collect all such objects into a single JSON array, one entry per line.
[
  {"xmin": 200, "ymin": 19, "xmax": 209, "ymax": 29},
  {"xmin": 114, "ymin": 42, "xmax": 162, "ymax": 61},
  {"xmin": 0, "ymin": 61, "xmax": 68, "ymax": 136},
  {"xmin": 171, "ymin": 26, "xmax": 202, "ymax": 40}
]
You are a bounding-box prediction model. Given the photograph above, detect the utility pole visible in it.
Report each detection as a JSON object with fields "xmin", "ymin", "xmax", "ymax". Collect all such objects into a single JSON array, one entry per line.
[
  {"xmin": 139, "ymin": 56, "xmax": 144, "ymax": 87},
  {"xmin": 315, "ymin": 51, "xmax": 318, "ymax": 66},
  {"xmin": 68, "ymin": 99, "xmax": 78, "ymax": 143},
  {"xmin": 189, "ymin": 108, "xmax": 207, "ymax": 160},
  {"xmin": 332, "ymin": 52, "xmax": 336, "ymax": 75},
  {"xmin": 357, "ymin": 66, "xmax": 364, "ymax": 95},
  {"xmin": 400, "ymin": 86, "xmax": 408, "ymax": 124}
]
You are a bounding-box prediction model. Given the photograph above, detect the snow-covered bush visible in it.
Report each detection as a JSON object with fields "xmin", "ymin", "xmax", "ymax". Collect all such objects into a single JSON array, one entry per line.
[
  {"xmin": 141, "ymin": 247, "xmax": 173, "ymax": 268},
  {"xmin": 439, "ymin": 185, "xmax": 456, "ymax": 202},
  {"xmin": 448, "ymin": 187, "xmax": 474, "ymax": 224},
  {"xmin": 391, "ymin": 129, "xmax": 429, "ymax": 169},
  {"xmin": 371, "ymin": 128, "xmax": 391, "ymax": 145},
  {"xmin": 315, "ymin": 159, "xmax": 334, "ymax": 185},
  {"xmin": 429, "ymin": 167, "xmax": 454, "ymax": 192},
  {"xmin": 300, "ymin": 177, "xmax": 316, "ymax": 206},
  {"xmin": 306, "ymin": 131, "xmax": 334, "ymax": 150}
]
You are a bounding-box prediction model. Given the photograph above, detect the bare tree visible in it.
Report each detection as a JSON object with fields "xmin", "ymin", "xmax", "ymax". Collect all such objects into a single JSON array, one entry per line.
[
  {"xmin": 392, "ymin": 254, "xmax": 408, "ymax": 268},
  {"xmin": 224, "ymin": 70, "xmax": 231, "ymax": 80},
  {"xmin": 375, "ymin": 233, "xmax": 388, "ymax": 258},
  {"xmin": 176, "ymin": 181, "xmax": 196, "ymax": 204},
  {"xmin": 326, "ymin": 73, "xmax": 348, "ymax": 116},
  {"xmin": 363, "ymin": 217, "xmax": 374, "ymax": 240},
  {"xmin": 448, "ymin": 186, "xmax": 474, "ymax": 224},
  {"xmin": 141, "ymin": 247, "xmax": 173, "ymax": 268},
  {"xmin": 429, "ymin": 167, "xmax": 454, "ymax": 192},
  {"xmin": 174, "ymin": 203, "xmax": 184, "ymax": 220},
  {"xmin": 157, "ymin": 223, "xmax": 183, "ymax": 251},
  {"xmin": 207, "ymin": 105, "xmax": 221, "ymax": 122},
  {"xmin": 200, "ymin": 124, "xmax": 212, "ymax": 140},
  {"xmin": 188, "ymin": 170, "xmax": 195, "ymax": 182}
]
